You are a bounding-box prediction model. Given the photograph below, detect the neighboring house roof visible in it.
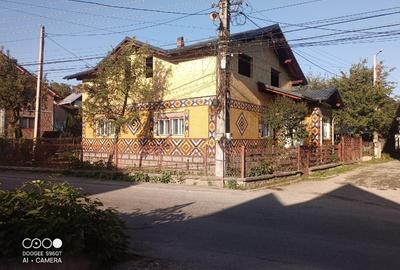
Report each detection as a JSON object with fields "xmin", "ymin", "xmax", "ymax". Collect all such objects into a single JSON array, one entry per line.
[
  {"xmin": 258, "ymin": 82, "xmax": 343, "ymax": 109},
  {"xmin": 295, "ymin": 88, "xmax": 336, "ymax": 100},
  {"xmin": 0, "ymin": 50, "xmax": 60, "ymax": 98},
  {"xmin": 64, "ymin": 24, "xmax": 307, "ymax": 84},
  {"xmin": 58, "ymin": 92, "xmax": 82, "ymax": 106}
]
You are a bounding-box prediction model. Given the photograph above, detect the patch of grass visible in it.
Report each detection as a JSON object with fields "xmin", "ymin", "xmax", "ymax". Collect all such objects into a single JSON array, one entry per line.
[
  {"xmin": 362, "ymin": 154, "xmax": 394, "ymax": 165},
  {"xmin": 304, "ymin": 164, "xmax": 360, "ymax": 181},
  {"xmin": 224, "ymin": 180, "xmax": 245, "ymax": 190}
]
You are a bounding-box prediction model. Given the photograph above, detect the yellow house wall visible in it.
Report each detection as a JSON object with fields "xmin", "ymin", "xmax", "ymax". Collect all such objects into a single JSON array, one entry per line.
[
  {"xmin": 84, "ymin": 105, "xmax": 209, "ymax": 139},
  {"xmin": 82, "ymin": 56, "xmax": 216, "ymax": 139},
  {"xmin": 230, "ymin": 108, "xmax": 260, "ymax": 139},
  {"xmin": 157, "ymin": 56, "xmax": 217, "ymax": 100}
]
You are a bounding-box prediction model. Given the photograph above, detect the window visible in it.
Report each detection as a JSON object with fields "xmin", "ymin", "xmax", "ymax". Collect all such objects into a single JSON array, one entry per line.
[
  {"xmin": 238, "ymin": 54, "xmax": 252, "ymax": 77},
  {"xmin": 20, "ymin": 117, "xmax": 35, "ymax": 129},
  {"xmin": 171, "ymin": 118, "xmax": 184, "ymax": 136},
  {"xmin": 261, "ymin": 120, "xmax": 274, "ymax": 138},
  {"xmin": 271, "ymin": 68, "xmax": 280, "ymax": 87},
  {"xmin": 96, "ymin": 120, "xmax": 115, "ymax": 137},
  {"xmin": 322, "ymin": 117, "xmax": 331, "ymax": 140},
  {"xmin": 145, "ymin": 56, "xmax": 153, "ymax": 78},
  {"xmin": 158, "ymin": 119, "xmax": 170, "ymax": 136},
  {"xmin": 155, "ymin": 114, "xmax": 185, "ymax": 136}
]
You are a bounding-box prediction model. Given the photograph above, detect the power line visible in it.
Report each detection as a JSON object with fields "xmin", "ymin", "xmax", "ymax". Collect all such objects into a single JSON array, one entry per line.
[
  {"xmin": 48, "ymin": 7, "xmax": 213, "ymax": 37},
  {"xmin": 293, "ymin": 50, "xmax": 338, "ymax": 76},
  {"xmin": 67, "ymin": 0, "xmax": 210, "ymax": 16},
  {"xmin": 249, "ymin": 0, "xmax": 324, "ymax": 14},
  {"xmin": 0, "ymin": 3, "xmax": 118, "ymax": 34},
  {"xmin": 20, "ymin": 56, "xmax": 104, "ymax": 67},
  {"xmin": 0, "ymin": 0, "xmax": 148, "ymax": 22},
  {"xmin": 46, "ymin": 35, "xmax": 94, "ymax": 68}
]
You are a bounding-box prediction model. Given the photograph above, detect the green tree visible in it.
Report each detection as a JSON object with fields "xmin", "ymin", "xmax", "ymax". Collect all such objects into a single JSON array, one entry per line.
[
  {"xmin": 297, "ymin": 73, "xmax": 334, "ymax": 91},
  {"xmin": 263, "ymin": 96, "xmax": 308, "ymax": 146},
  {"xmin": 0, "ymin": 50, "xmax": 36, "ymax": 138},
  {"xmin": 333, "ymin": 59, "xmax": 397, "ymax": 139},
  {"xmin": 83, "ymin": 41, "xmax": 170, "ymax": 164},
  {"xmin": 47, "ymin": 81, "xmax": 73, "ymax": 98}
]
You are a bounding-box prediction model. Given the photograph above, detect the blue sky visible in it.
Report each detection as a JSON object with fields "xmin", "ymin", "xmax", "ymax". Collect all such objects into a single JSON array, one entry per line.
[{"xmin": 0, "ymin": 0, "xmax": 399, "ymax": 94}]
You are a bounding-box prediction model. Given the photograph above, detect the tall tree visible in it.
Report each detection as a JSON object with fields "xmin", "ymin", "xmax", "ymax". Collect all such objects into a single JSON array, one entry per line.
[
  {"xmin": 0, "ymin": 50, "xmax": 36, "ymax": 138},
  {"xmin": 263, "ymin": 96, "xmax": 308, "ymax": 146},
  {"xmin": 47, "ymin": 81, "xmax": 73, "ymax": 98},
  {"xmin": 83, "ymin": 41, "xmax": 170, "ymax": 164},
  {"xmin": 333, "ymin": 59, "xmax": 397, "ymax": 139}
]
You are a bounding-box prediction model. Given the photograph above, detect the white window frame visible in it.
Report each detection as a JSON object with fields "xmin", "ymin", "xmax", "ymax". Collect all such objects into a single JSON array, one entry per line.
[
  {"xmin": 96, "ymin": 120, "xmax": 116, "ymax": 137},
  {"xmin": 158, "ymin": 119, "xmax": 170, "ymax": 136},
  {"xmin": 171, "ymin": 118, "xmax": 184, "ymax": 136},
  {"xmin": 322, "ymin": 117, "xmax": 331, "ymax": 140}
]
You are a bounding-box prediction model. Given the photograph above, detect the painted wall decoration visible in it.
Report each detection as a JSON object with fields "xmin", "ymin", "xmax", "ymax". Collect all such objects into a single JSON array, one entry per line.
[
  {"xmin": 230, "ymin": 99, "xmax": 265, "ymax": 113},
  {"xmin": 208, "ymin": 107, "xmax": 216, "ymax": 156},
  {"xmin": 236, "ymin": 112, "xmax": 248, "ymax": 135},
  {"xmin": 310, "ymin": 107, "xmax": 321, "ymax": 147},
  {"xmin": 83, "ymin": 137, "xmax": 209, "ymax": 157},
  {"xmin": 134, "ymin": 96, "xmax": 214, "ymax": 111},
  {"xmin": 127, "ymin": 117, "xmax": 142, "ymax": 135}
]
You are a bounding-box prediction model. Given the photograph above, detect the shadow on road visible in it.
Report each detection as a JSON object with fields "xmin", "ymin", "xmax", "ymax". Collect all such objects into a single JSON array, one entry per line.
[{"xmin": 121, "ymin": 184, "xmax": 400, "ymax": 270}]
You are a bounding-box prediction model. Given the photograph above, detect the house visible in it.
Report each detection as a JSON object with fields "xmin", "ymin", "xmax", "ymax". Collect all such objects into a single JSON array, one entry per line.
[
  {"xmin": 54, "ymin": 92, "xmax": 82, "ymax": 136},
  {"xmin": 0, "ymin": 51, "xmax": 60, "ymax": 139},
  {"xmin": 65, "ymin": 24, "xmax": 343, "ymax": 174}
]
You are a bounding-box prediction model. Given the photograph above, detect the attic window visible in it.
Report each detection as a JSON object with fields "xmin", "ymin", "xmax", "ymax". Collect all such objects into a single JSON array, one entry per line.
[
  {"xmin": 271, "ymin": 68, "xmax": 280, "ymax": 87},
  {"xmin": 238, "ymin": 54, "xmax": 252, "ymax": 77},
  {"xmin": 145, "ymin": 56, "xmax": 153, "ymax": 78}
]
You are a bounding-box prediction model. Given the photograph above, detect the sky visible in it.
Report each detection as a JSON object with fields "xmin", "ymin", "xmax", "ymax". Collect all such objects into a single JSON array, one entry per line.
[{"xmin": 0, "ymin": 0, "xmax": 399, "ymax": 94}]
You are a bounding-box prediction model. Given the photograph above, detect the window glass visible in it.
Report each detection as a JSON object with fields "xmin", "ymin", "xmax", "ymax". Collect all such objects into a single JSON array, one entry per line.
[
  {"xmin": 20, "ymin": 117, "xmax": 34, "ymax": 129},
  {"xmin": 145, "ymin": 56, "xmax": 153, "ymax": 78},
  {"xmin": 158, "ymin": 119, "xmax": 169, "ymax": 136},
  {"xmin": 271, "ymin": 68, "xmax": 280, "ymax": 87},
  {"xmin": 155, "ymin": 116, "xmax": 185, "ymax": 136},
  {"xmin": 172, "ymin": 118, "xmax": 184, "ymax": 135},
  {"xmin": 238, "ymin": 54, "xmax": 252, "ymax": 77},
  {"xmin": 322, "ymin": 118, "xmax": 331, "ymax": 140},
  {"xmin": 96, "ymin": 120, "xmax": 115, "ymax": 136},
  {"xmin": 261, "ymin": 120, "xmax": 273, "ymax": 138}
]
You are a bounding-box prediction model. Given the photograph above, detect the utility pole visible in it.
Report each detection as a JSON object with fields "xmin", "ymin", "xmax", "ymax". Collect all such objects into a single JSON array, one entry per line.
[
  {"xmin": 373, "ymin": 49, "xmax": 383, "ymax": 159},
  {"xmin": 373, "ymin": 49, "xmax": 383, "ymax": 86},
  {"xmin": 215, "ymin": 0, "xmax": 231, "ymax": 178},
  {"xmin": 33, "ymin": 25, "xmax": 45, "ymax": 142}
]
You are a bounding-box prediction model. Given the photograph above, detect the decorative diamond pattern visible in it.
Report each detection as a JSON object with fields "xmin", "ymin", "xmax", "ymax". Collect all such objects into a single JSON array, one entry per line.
[
  {"xmin": 236, "ymin": 112, "xmax": 248, "ymax": 135},
  {"xmin": 127, "ymin": 117, "xmax": 141, "ymax": 135}
]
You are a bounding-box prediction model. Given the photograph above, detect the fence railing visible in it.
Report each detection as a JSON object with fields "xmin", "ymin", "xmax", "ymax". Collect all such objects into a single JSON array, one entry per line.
[
  {"xmin": 0, "ymin": 138, "xmax": 82, "ymax": 167},
  {"xmin": 225, "ymin": 136, "xmax": 363, "ymax": 178},
  {"xmin": 0, "ymin": 136, "xmax": 364, "ymax": 178}
]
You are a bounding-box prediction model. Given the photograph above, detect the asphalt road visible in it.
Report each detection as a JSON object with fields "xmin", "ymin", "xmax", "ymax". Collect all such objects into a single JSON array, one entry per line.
[{"xmin": 1, "ymin": 161, "xmax": 400, "ymax": 270}]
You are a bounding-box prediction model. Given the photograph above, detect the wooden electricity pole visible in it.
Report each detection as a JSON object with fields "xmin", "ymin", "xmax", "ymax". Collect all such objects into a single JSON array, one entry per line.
[
  {"xmin": 33, "ymin": 25, "xmax": 45, "ymax": 142},
  {"xmin": 215, "ymin": 0, "xmax": 231, "ymax": 178}
]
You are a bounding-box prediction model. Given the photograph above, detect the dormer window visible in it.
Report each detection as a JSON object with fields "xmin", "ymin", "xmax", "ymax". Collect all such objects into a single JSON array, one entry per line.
[
  {"xmin": 145, "ymin": 56, "xmax": 153, "ymax": 78},
  {"xmin": 238, "ymin": 54, "xmax": 252, "ymax": 77}
]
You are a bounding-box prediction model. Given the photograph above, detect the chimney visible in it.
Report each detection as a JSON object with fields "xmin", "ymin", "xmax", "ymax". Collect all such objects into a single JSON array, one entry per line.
[{"xmin": 177, "ymin": 36, "xmax": 184, "ymax": 48}]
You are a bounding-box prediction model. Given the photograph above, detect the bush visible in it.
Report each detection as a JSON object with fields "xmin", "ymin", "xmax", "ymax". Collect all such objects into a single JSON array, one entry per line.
[
  {"xmin": 150, "ymin": 171, "xmax": 173, "ymax": 184},
  {"xmin": 0, "ymin": 180, "xmax": 128, "ymax": 264},
  {"xmin": 247, "ymin": 161, "xmax": 273, "ymax": 177}
]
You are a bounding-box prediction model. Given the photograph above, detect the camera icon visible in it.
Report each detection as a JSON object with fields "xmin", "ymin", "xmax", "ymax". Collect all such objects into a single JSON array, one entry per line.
[{"xmin": 22, "ymin": 238, "xmax": 62, "ymax": 249}]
